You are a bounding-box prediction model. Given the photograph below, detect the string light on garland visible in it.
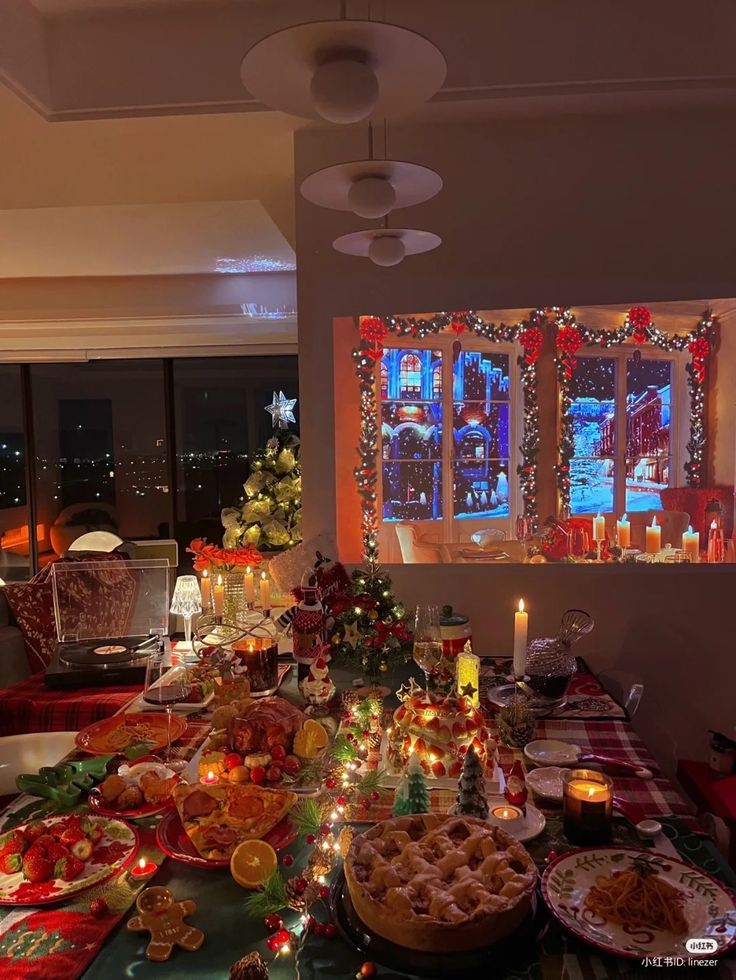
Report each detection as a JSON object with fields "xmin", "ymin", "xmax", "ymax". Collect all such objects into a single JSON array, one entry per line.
[
  {"xmin": 554, "ymin": 307, "xmax": 715, "ymax": 513},
  {"xmin": 353, "ymin": 311, "xmax": 542, "ymax": 562}
]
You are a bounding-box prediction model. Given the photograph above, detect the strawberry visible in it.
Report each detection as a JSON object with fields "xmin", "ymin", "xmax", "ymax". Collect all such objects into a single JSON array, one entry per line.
[
  {"xmin": 33, "ymin": 835, "xmax": 57, "ymax": 852},
  {"xmin": 22, "ymin": 821, "xmax": 46, "ymax": 843},
  {"xmin": 430, "ymin": 759, "xmax": 446, "ymax": 778},
  {"xmin": 452, "ymin": 722, "xmax": 466, "ymax": 739},
  {"xmin": 71, "ymin": 838, "xmax": 93, "ymax": 861},
  {"xmin": 81, "ymin": 820, "xmax": 103, "ymax": 843},
  {"xmin": 0, "ymin": 831, "xmax": 28, "ymax": 856},
  {"xmin": 0, "ymin": 852, "xmax": 22, "ymax": 875},
  {"xmin": 426, "ymin": 716, "xmax": 440, "ymax": 732},
  {"xmin": 448, "ymin": 760, "xmax": 462, "ymax": 778},
  {"xmin": 22, "ymin": 850, "xmax": 53, "ymax": 883},
  {"xmin": 46, "ymin": 842, "xmax": 70, "ymax": 863},
  {"xmin": 54, "ymin": 855, "xmax": 82, "ymax": 882},
  {"xmin": 60, "ymin": 828, "xmax": 86, "ymax": 847}
]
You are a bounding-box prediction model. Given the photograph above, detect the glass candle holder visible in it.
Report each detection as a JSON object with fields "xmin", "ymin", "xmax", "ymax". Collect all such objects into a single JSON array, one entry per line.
[
  {"xmin": 563, "ymin": 768, "xmax": 613, "ymax": 844},
  {"xmin": 707, "ymin": 523, "xmax": 725, "ymax": 563},
  {"xmin": 231, "ymin": 635, "xmax": 279, "ymax": 696}
]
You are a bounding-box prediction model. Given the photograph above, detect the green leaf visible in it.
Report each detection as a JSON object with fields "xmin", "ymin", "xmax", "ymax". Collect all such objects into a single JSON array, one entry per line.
[
  {"xmin": 290, "ymin": 798, "xmax": 324, "ymax": 838},
  {"xmin": 331, "ymin": 735, "xmax": 359, "ymax": 764},
  {"xmin": 357, "ymin": 768, "xmax": 388, "ymax": 796},
  {"xmin": 244, "ymin": 869, "xmax": 290, "ymax": 919}
]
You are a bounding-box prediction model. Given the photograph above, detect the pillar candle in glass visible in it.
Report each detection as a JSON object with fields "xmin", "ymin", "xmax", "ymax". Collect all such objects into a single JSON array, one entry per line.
[
  {"xmin": 593, "ymin": 512, "xmax": 606, "ymax": 542},
  {"xmin": 512, "ymin": 599, "xmax": 528, "ymax": 679},
  {"xmin": 455, "ymin": 641, "xmax": 480, "ymax": 707},
  {"xmin": 243, "ymin": 565, "xmax": 255, "ymax": 604},
  {"xmin": 707, "ymin": 520, "xmax": 724, "ymax": 563},
  {"xmin": 213, "ymin": 574, "xmax": 225, "ymax": 619},
  {"xmin": 200, "ymin": 569, "xmax": 211, "ymax": 612},
  {"xmin": 682, "ymin": 525, "xmax": 700, "ymax": 563},
  {"xmin": 645, "ymin": 515, "xmax": 661, "ymax": 554},
  {"xmin": 616, "ymin": 513, "xmax": 630, "ymax": 549},
  {"xmin": 563, "ymin": 768, "xmax": 613, "ymax": 844},
  {"xmin": 231, "ymin": 635, "xmax": 279, "ymax": 696}
]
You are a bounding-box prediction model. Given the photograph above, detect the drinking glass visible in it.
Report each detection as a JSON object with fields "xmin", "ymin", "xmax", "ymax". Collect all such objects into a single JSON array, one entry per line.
[
  {"xmin": 143, "ymin": 655, "xmax": 192, "ymax": 772},
  {"xmin": 515, "ymin": 515, "xmax": 534, "ymax": 560},
  {"xmin": 412, "ymin": 604, "xmax": 443, "ymax": 689}
]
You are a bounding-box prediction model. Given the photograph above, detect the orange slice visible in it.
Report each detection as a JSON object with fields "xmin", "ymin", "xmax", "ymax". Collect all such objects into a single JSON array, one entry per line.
[
  {"xmin": 303, "ymin": 719, "xmax": 329, "ymax": 750},
  {"xmin": 294, "ymin": 720, "xmax": 328, "ymax": 760},
  {"xmin": 230, "ymin": 839, "xmax": 278, "ymax": 889}
]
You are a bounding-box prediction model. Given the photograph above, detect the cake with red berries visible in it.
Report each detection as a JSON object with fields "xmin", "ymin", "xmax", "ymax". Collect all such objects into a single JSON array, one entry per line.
[{"xmin": 387, "ymin": 683, "xmax": 497, "ymax": 780}]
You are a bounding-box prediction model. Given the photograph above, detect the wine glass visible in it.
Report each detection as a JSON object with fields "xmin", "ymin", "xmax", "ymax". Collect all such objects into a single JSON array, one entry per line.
[
  {"xmin": 143, "ymin": 654, "xmax": 192, "ymax": 773},
  {"xmin": 412, "ymin": 604, "xmax": 443, "ymax": 689},
  {"xmin": 515, "ymin": 515, "xmax": 533, "ymax": 560}
]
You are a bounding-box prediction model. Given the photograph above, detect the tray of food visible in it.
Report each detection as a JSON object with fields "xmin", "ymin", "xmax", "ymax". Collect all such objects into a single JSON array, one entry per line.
[{"xmin": 89, "ymin": 759, "xmax": 180, "ymax": 818}]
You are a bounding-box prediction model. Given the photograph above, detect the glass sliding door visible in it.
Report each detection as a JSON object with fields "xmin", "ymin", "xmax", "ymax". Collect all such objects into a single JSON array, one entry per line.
[{"xmin": 0, "ymin": 366, "xmax": 31, "ymax": 582}]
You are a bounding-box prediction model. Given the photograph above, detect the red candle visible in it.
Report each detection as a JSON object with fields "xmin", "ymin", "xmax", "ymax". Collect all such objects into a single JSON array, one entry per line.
[
  {"xmin": 200, "ymin": 769, "xmax": 219, "ymax": 785},
  {"xmin": 130, "ymin": 857, "xmax": 157, "ymax": 881}
]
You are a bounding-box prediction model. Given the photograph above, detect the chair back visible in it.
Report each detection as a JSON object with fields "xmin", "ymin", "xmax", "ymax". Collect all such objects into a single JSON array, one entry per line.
[
  {"xmin": 393, "ymin": 523, "xmax": 441, "ymax": 563},
  {"xmin": 0, "ymin": 732, "xmax": 78, "ymax": 796}
]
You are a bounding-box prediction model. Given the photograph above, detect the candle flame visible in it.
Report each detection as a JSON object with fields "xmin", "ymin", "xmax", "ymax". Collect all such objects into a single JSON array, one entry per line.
[
  {"xmin": 688, "ymin": 525, "xmax": 693, "ymax": 534},
  {"xmin": 711, "ymin": 520, "xmax": 718, "ymax": 529},
  {"xmin": 202, "ymin": 569, "xmax": 208, "ymax": 579},
  {"xmin": 586, "ymin": 787, "xmax": 597, "ymax": 798},
  {"xmin": 216, "ymin": 574, "xmax": 222, "ymax": 586},
  {"xmin": 518, "ymin": 599, "xmax": 525, "ymax": 613},
  {"xmin": 138, "ymin": 857, "xmax": 146, "ymax": 870},
  {"xmin": 246, "ymin": 565, "xmax": 251, "ymax": 574},
  {"xmin": 651, "ymin": 516, "xmax": 658, "ymax": 527},
  {"xmin": 621, "ymin": 513, "xmax": 627, "ymax": 522},
  {"xmin": 207, "ymin": 770, "xmax": 214, "ymax": 780},
  {"xmin": 596, "ymin": 511, "xmax": 601, "ymax": 518},
  {"xmin": 261, "ymin": 571, "xmax": 267, "ymax": 581}
]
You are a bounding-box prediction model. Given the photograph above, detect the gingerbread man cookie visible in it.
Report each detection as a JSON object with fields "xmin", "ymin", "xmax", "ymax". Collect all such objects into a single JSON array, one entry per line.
[{"xmin": 127, "ymin": 886, "xmax": 204, "ymax": 962}]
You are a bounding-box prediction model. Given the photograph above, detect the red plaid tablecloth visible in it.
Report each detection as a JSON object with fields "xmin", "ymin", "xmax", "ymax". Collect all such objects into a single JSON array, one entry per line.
[{"xmin": 0, "ymin": 673, "xmax": 140, "ymax": 736}]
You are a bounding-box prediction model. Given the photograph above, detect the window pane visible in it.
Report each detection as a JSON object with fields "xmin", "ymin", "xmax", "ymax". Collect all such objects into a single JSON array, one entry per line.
[
  {"xmin": 625, "ymin": 357, "xmax": 671, "ymax": 512},
  {"xmin": 382, "ymin": 348, "xmax": 442, "ymax": 401},
  {"xmin": 453, "ymin": 350, "xmax": 510, "ymax": 401},
  {"xmin": 570, "ymin": 357, "xmax": 616, "ymax": 458},
  {"xmin": 382, "ymin": 461, "xmax": 442, "ymax": 521},
  {"xmin": 173, "ymin": 356, "xmax": 299, "ymax": 564},
  {"xmin": 381, "ymin": 403, "xmax": 442, "ymax": 461},
  {"xmin": 31, "ymin": 361, "xmax": 169, "ymax": 562},
  {"xmin": 570, "ymin": 458, "xmax": 614, "ymax": 515},
  {"xmin": 453, "ymin": 460, "xmax": 510, "ymax": 518},
  {"xmin": 453, "ymin": 403, "xmax": 509, "ymax": 459},
  {"xmin": 0, "ymin": 366, "xmax": 31, "ymax": 582}
]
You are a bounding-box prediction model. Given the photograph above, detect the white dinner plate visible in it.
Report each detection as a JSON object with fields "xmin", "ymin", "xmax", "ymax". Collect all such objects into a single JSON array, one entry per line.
[{"xmin": 526, "ymin": 766, "xmax": 566, "ymax": 802}]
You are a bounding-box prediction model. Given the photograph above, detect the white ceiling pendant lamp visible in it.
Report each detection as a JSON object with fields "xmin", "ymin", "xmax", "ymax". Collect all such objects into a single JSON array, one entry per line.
[
  {"xmin": 300, "ymin": 122, "xmax": 443, "ymax": 219},
  {"xmin": 333, "ymin": 226, "xmax": 441, "ymax": 267},
  {"xmin": 240, "ymin": 20, "xmax": 445, "ymax": 123}
]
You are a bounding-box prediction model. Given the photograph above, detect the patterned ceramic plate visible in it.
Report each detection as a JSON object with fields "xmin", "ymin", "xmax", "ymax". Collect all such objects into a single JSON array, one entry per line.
[
  {"xmin": 542, "ymin": 847, "xmax": 736, "ymax": 960},
  {"xmin": 76, "ymin": 712, "xmax": 187, "ymax": 755},
  {"xmin": 0, "ymin": 815, "xmax": 139, "ymax": 906},
  {"xmin": 155, "ymin": 810, "xmax": 296, "ymax": 869},
  {"xmin": 88, "ymin": 760, "xmax": 181, "ymax": 819}
]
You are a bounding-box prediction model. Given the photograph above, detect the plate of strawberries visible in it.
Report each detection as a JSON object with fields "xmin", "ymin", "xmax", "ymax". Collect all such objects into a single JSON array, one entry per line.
[{"xmin": 0, "ymin": 813, "xmax": 139, "ymax": 905}]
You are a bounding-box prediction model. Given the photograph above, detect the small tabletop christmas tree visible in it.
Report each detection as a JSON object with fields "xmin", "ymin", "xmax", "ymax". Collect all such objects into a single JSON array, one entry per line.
[
  {"xmin": 405, "ymin": 754, "xmax": 430, "ymax": 815},
  {"xmin": 455, "ymin": 745, "xmax": 489, "ymax": 820},
  {"xmin": 221, "ymin": 392, "xmax": 301, "ymax": 552}
]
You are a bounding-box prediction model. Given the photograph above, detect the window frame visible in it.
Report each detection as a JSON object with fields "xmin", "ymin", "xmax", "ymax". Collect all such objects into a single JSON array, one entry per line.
[
  {"xmin": 375, "ymin": 333, "xmax": 522, "ymax": 543},
  {"xmin": 569, "ymin": 346, "xmax": 686, "ymax": 517}
]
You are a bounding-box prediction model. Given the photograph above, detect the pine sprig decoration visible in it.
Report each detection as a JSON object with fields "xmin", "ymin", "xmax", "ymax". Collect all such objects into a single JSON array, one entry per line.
[
  {"xmin": 330, "ymin": 735, "xmax": 359, "ymax": 764},
  {"xmin": 243, "ymin": 868, "xmax": 290, "ymax": 918},
  {"xmin": 290, "ymin": 798, "xmax": 325, "ymax": 838},
  {"xmin": 356, "ymin": 768, "xmax": 388, "ymax": 796}
]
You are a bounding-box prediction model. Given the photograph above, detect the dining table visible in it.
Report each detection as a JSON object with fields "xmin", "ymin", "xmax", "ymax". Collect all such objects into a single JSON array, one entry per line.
[{"xmin": 0, "ymin": 656, "xmax": 734, "ymax": 980}]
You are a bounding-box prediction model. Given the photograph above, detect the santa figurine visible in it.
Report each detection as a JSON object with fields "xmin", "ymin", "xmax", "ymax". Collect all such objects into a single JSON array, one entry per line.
[
  {"xmin": 299, "ymin": 651, "xmax": 335, "ymax": 713},
  {"xmin": 504, "ymin": 760, "xmax": 528, "ymax": 809}
]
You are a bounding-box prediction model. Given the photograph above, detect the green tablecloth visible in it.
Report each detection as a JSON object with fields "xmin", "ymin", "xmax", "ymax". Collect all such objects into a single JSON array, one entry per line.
[{"xmin": 80, "ymin": 663, "xmax": 736, "ymax": 980}]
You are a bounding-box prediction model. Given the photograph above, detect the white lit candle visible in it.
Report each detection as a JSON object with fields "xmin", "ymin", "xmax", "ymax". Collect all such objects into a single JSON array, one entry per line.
[
  {"xmin": 616, "ymin": 513, "xmax": 631, "ymax": 549},
  {"xmin": 213, "ymin": 574, "xmax": 224, "ymax": 618},
  {"xmin": 593, "ymin": 512, "xmax": 606, "ymax": 542},
  {"xmin": 513, "ymin": 599, "xmax": 528, "ymax": 679},
  {"xmin": 682, "ymin": 525, "xmax": 700, "ymax": 563},
  {"xmin": 259, "ymin": 571, "xmax": 271, "ymax": 611},
  {"xmin": 645, "ymin": 516, "xmax": 661, "ymax": 554},
  {"xmin": 200, "ymin": 569, "xmax": 211, "ymax": 611},
  {"xmin": 243, "ymin": 565, "xmax": 255, "ymax": 603}
]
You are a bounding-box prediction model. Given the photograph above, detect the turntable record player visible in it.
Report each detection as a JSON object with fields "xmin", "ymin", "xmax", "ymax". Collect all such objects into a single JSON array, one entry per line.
[{"xmin": 45, "ymin": 557, "xmax": 170, "ymax": 690}]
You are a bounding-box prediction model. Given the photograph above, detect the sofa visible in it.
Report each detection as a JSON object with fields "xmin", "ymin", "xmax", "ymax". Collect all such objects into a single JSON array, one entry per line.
[{"xmin": 0, "ymin": 589, "xmax": 30, "ymax": 687}]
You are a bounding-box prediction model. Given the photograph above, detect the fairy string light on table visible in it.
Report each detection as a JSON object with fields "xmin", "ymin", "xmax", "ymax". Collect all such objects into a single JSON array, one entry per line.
[
  {"xmin": 353, "ymin": 310, "xmax": 544, "ymax": 564},
  {"xmin": 553, "ymin": 306, "xmax": 716, "ymax": 515}
]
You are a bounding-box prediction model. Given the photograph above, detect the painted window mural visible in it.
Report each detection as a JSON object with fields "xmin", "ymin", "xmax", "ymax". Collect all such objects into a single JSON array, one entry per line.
[
  {"xmin": 570, "ymin": 354, "xmax": 672, "ymax": 515},
  {"xmin": 380, "ymin": 347, "xmax": 512, "ymax": 522}
]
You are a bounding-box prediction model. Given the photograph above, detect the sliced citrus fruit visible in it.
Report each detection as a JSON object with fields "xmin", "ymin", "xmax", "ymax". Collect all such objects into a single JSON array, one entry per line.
[
  {"xmin": 230, "ymin": 839, "xmax": 278, "ymax": 889},
  {"xmin": 303, "ymin": 719, "xmax": 329, "ymax": 750}
]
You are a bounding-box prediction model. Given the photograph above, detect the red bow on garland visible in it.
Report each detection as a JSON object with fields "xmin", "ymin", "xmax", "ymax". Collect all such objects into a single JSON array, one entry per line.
[
  {"xmin": 359, "ymin": 316, "xmax": 387, "ymax": 343},
  {"xmin": 556, "ymin": 324, "xmax": 583, "ymax": 378},
  {"xmin": 450, "ymin": 311, "xmax": 469, "ymax": 333},
  {"xmin": 628, "ymin": 305, "xmax": 652, "ymax": 344},
  {"xmin": 518, "ymin": 325, "xmax": 544, "ymax": 364},
  {"xmin": 688, "ymin": 336, "xmax": 710, "ymax": 383}
]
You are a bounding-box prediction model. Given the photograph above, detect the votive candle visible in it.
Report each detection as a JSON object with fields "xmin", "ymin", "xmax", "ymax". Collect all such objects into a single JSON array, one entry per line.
[
  {"xmin": 616, "ymin": 513, "xmax": 631, "ymax": 548},
  {"xmin": 682, "ymin": 525, "xmax": 700, "ymax": 562},
  {"xmin": 593, "ymin": 512, "xmax": 606, "ymax": 542},
  {"xmin": 512, "ymin": 599, "xmax": 528, "ymax": 679},
  {"xmin": 645, "ymin": 516, "xmax": 661, "ymax": 554},
  {"xmin": 130, "ymin": 857, "xmax": 157, "ymax": 882},
  {"xmin": 200, "ymin": 769, "xmax": 219, "ymax": 785},
  {"xmin": 563, "ymin": 768, "xmax": 613, "ymax": 844},
  {"xmin": 213, "ymin": 574, "xmax": 224, "ymax": 618}
]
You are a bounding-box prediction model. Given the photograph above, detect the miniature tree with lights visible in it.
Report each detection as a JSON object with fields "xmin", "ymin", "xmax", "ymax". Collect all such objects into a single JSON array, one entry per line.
[
  {"xmin": 221, "ymin": 392, "xmax": 302, "ymax": 552},
  {"xmin": 405, "ymin": 754, "xmax": 430, "ymax": 814},
  {"xmin": 455, "ymin": 745, "xmax": 488, "ymax": 820}
]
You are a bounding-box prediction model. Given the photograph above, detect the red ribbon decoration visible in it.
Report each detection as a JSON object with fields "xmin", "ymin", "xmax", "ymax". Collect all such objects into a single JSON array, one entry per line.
[
  {"xmin": 556, "ymin": 324, "xmax": 583, "ymax": 378},
  {"xmin": 450, "ymin": 310, "xmax": 469, "ymax": 333},
  {"xmin": 518, "ymin": 325, "xmax": 543, "ymax": 365},
  {"xmin": 359, "ymin": 316, "xmax": 387, "ymax": 343},
  {"xmin": 688, "ymin": 336, "xmax": 709, "ymax": 383},
  {"xmin": 628, "ymin": 305, "xmax": 652, "ymax": 344}
]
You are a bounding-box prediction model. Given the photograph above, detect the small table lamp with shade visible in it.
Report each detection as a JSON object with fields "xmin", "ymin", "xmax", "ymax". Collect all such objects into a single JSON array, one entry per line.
[{"xmin": 170, "ymin": 575, "xmax": 202, "ymax": 652}]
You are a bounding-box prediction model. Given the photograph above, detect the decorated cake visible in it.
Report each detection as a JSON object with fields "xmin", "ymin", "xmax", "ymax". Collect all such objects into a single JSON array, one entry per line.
[
  {"xmin": 345, "ymin": 814, "xmax": 537, "ymax": 952},
  {"xmin": 388, "ymin": 681, "xmax": 497, "ymax": 780}
]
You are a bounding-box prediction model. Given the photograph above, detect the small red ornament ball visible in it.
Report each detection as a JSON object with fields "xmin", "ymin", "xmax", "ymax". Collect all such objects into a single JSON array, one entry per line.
[
  {"xmin": 336, "ymin": 795, "xmax": 347, "ymax": 806},
  {"xmin": 305, "ymin": 833, "xmax": 316, "ymax": 845},
  {"xmin": 266, "ymin": 935, "xmax": 281, "ymax": 952},
  {"xmin": 294, "ymin": 877, "xmax": 308, "ymax": 894},
  {"xmin": 319, "ymin": 885, "xmax": 330, "ymax": 899},
  {"xmin": 370, "ymin": 791, "xmax": 380, "ymax": 802},
  {"xmin": 358, "ymin": 963, "xmax": 377, "ymax": 978},
  {"xmin": 545, "ymin": 849, "xmax": 559, "ymax": 865},
  {"xmin": 282, "ymin": 853, "xmax": 294, "ymax": 867},
  {"xmin": 360, "ymin": 798, "xmax": 371, "ymax": 811},
  {"xmin": 325, "ymin": 777, "xmax": 337, "ymax": 790},
  {"xmin": 274, "ymin": 928, "xmax": 291, "ymax": 945},
  {"xmin": 320, "ymin": 823, "xmax": 332, "ymax": 836},
  {"xmin": 324, "ymin": 923, "xmax": 337, "ymax": 940},
  {"xmin": 264, "ymin": 912, "xmax": 283, "ymax": 931},
  {"xmin": 89, "ymin": 898, "xmax": 108, "ymax": 919}
]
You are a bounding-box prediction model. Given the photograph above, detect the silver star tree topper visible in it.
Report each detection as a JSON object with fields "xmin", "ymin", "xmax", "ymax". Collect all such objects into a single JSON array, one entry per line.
[{"xmin": 264, "ymin": 390, "xmax": 297, "ymax": 429}]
